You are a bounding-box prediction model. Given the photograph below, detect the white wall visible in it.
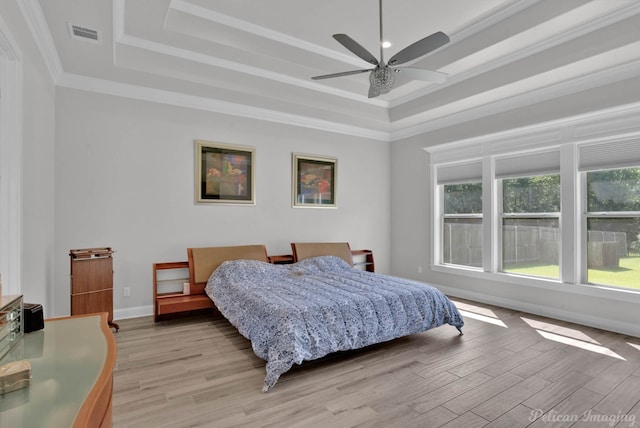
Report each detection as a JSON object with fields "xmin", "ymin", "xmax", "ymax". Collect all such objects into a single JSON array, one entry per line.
[
  {"xmin": 54, "ymin": 88, "xmax": 390, "ymax": 318},
  {"xmin": 390, "ymin": 76, "xmax": 640, "ymax": 337},
  {"xmin": 0, "ymin": 1, "xmax": 56, "ymax": 315},
  {"xmin": 6, "ymin": 0, "xmax": 637, "ymax": 334}
]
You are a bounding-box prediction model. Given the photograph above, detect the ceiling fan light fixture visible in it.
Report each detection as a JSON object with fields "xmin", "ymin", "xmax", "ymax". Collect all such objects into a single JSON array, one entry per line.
[
  {"xmin": 369, "ymin": 66, "xmax": 395, "ymax": 95},
  {"xmin": 313, "ymin": 0, "xmax": 450, "ymax": 97}
]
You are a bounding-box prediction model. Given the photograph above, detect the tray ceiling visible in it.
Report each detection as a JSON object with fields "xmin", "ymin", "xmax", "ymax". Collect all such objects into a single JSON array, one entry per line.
[{"xmin": 32, "ymin": 0, "xmax": 640, "ymax": 141}]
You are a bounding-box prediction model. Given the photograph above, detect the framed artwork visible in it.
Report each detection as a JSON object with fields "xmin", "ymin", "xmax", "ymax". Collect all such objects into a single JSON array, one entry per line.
[
  {"xmin": 292, "ymin": 153, "xmax": 337, "ymax": 208},
  {"xmin": 195, "ymin": 140, "xmax": 255, "ymax": 204}
]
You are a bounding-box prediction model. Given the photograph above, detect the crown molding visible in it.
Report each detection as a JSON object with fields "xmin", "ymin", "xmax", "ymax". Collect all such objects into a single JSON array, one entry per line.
[
  {"xmin": 54, "ymin": 54, "xmax": 640, "ymax": 145},
  {"xmin": 424, "ymin": 101, "xmax": 640, "ymax": 160},
  {"xmin": 114, "ymin": 0, "xmax": 387, "ymax": 107},
  {"xmin": 393, "ymin": 58, "xmax": 640, "ymax": 142},
  {"xmin": 114, "ymin": 0, "xmax": 390, "ymax": 118},
  {"xmin": 450, "ymin": 0, "xmax": 539, "ymax": 42},
  {"xmin": 56, "ymin": 72, "xmax": 391, "ymax": 142},
  {"xmin": 391, "ymin": 1, "xmax": 640, "ymax": 108},
  {"xmin": 16, "ymin": 0, "xmax": 63, "ymax": 83},
  {"xmin": 168, "ymin": 0, "xmax": 366, "ymax": 69},
  {"xmin": 116, "ymin": 33, "xmax": 387, "ymax": 107},
  {"xmin": 23, "ymin": 0, "xmax": 640, "ymax": 144},
  {"xmin": 165, "ymin": 0, "xmax": 538, "ymax": 105}
]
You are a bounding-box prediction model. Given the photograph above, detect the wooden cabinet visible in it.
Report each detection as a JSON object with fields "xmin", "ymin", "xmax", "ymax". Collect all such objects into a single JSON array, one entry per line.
[
  {"xmin": 0, "ymin": 295, "xmax": 23, "ymax": 361},
  {"xmin": 70, "ymin": 248, "xmax": 119, "ymax": 331},
  {"xmin": 153, "ymin": 261, "xmax": 214, "ymax": 322}
]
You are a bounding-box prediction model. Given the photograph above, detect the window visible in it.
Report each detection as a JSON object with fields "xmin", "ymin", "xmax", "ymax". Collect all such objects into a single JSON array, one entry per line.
[
  {"xmin": 437, "ymin": 161, "xmax": 482, "ymax": 268},
  {"xmin": 442, "ymin": 182, "xmax": 482, "ymax": 267},
  {"xmin": 501, "ymin": 174, "xmax": 561, "ymax": 279},
  {"xmin": 585, "ymin": 167, "xmax": 640, "ymax": 290},
  {"xmin": 496, "ymin": 150, "xmax": 561, "ymax": 280},
  {"xmin": 430, "ymin": 138, "xmax": 640, "ymax": 296}
]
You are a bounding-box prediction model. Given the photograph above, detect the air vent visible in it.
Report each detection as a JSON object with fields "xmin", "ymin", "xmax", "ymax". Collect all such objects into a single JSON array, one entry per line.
[{"xmin": 67, "ymin": 22, "xmax": 102, "ymax": 44}]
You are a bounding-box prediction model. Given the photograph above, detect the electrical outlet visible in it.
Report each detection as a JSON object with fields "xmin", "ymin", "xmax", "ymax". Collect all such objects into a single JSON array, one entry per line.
[
  {"xmin": 417, "ymin": 266, "xmax": 423, "ymax": 274},
  {"xmin": 123, "ymin": 287, "xmax": 130, "ymax": 297}
]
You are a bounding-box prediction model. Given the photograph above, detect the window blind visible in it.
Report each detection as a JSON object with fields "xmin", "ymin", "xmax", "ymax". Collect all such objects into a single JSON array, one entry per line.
[
  {"xmin": 436, "ymin": 161, "xmax": 482, "ymax": 184},
  {"xmin": 495, "ymin": 150, "xmax": 560, "ymax": 178},
  {"xmin": 578, "ymin": 139, "xmax": 640, "ymax": 171}
]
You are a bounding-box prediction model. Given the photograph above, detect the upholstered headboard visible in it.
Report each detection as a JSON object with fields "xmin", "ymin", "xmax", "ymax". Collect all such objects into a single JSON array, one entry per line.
[
  {"xmin": 290, "ymin": 242, "xmax": 353, "ymax": 266},
  {"xmin": 187, "ymin": 245, "xmax": 269, "ymax": 293}
]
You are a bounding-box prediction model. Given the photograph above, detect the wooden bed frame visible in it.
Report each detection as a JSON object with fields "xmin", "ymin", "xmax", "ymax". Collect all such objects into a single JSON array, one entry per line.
[
  {"xmin": 187, "ymin": 244, "xmax": 269, "ymax": 294},
  {"xmin": 154, "ymin": 245, "xmax": 268, "ymax": 321},
  {"xmin": 291, "ymin": 242, "xmax": 354, "ymax": 265},
  {"xmin": 154, "ymin": 243, "xmax": 372, "ymax": 321}
]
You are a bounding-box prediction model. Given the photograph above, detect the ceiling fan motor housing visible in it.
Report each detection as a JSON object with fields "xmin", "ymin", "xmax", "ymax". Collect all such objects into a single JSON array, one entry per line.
[{"xmin": 369, "ymin": 66, "xmax": 396, "ymax": 96}]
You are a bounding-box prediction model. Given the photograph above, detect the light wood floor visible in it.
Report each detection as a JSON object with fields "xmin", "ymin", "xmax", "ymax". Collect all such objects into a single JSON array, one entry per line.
[{"xmin": 112, "ymin": 299, "xmax": 640, "ymax": 427}]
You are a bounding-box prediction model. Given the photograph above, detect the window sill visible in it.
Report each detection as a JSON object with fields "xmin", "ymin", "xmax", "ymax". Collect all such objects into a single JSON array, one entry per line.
[{"xmin": 430, "ymin": 263, "xmax": 640, "ymax": 304}]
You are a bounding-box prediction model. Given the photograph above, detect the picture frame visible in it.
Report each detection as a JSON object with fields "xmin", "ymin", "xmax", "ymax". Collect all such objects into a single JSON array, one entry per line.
[
  {"xmin": 195, "ymin": 140, "xmax": 255, "ymax": 204},
  {"xmin": 292, "ymin": 153, "xmax": 337, "ymax": 208}
]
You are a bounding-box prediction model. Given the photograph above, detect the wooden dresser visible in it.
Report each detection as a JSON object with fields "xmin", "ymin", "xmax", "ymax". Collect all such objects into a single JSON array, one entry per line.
[
  {"xmin": 0, "ymin": 312, "xmax": 116, "ymax": 427},
  {"xmin": 70, "ymin": 247, "xmax": 119, "ymax": 331}
]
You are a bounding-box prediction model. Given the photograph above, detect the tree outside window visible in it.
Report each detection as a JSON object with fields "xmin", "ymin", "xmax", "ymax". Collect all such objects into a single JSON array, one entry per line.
[
  {"xmin": 501, "ymin": 174, "xmax": 560, "ymax": 279},
  {"xmin": 586, "ymin": 167, "xmax": 640, "ymax": 289},
  {"xmin": 442, "ymin": 182, "xmax": 482, "ymax": 268}
]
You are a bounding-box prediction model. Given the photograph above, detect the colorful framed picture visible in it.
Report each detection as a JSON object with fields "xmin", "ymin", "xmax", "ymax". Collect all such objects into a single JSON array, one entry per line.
[
  {"xmin": 195, "ymin": 140, "xmax": 255, "ymax": 204},
  {"xmin": 292, "ymin": 153, "xmax": 337, "ymax": 208}
]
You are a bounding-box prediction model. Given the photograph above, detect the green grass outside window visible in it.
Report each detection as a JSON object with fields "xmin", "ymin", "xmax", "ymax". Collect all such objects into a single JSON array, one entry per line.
[{"xmin": 504, "ymin": 255, "xmax": 640, "ymax": 290}]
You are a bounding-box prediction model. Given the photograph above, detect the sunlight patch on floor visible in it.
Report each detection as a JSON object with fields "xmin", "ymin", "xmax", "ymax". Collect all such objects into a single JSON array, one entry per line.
[
  {"xmin": 451, "ymin": 300, "xmax": 501, "ymax": 319},
  {"xmin": 627, "ymin": 342, "xmax": 640, "ymax": 352},
  {"xmin": 520, "ymin": 317, "xmax": 599, "ymax": 344},
  {"xmin": 535, "ymin": 330, "xmax": 625, "ymax": 360},
  {"xmin": 458, "ymin": 309, "xmax": 508, "ymax": 328}
]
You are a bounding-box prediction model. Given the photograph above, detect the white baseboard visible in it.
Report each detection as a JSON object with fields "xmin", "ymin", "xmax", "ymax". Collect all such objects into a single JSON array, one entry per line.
[
  {"xmin": 437, "ymin": 285, "xmax": 640, "ymax": 338},
  {"xmin": 114, "ymin": 304, "xmax": 153, "ymax": 320}
]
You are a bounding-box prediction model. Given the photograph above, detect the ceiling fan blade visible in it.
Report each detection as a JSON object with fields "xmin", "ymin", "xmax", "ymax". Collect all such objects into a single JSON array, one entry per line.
[
  {"xmin": 333, "ymin": 34, "xmax": 379, "ymax": 66},
  {"xmin": 393, "ymin": 67, "xmax": 448, "ymax": 83},
  {"xmin": 388, "ymin": 31, "xmax": 450, "ymax": 66},
  {"xmin": 311, "ymin": 69, "xmax": 373, "ymax": 80}
]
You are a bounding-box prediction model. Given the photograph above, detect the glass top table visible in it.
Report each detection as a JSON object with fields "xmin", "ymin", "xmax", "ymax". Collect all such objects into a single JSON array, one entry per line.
[{"xmin": 0, "ymin": 313, "xmax": 115, "ymax": 427}]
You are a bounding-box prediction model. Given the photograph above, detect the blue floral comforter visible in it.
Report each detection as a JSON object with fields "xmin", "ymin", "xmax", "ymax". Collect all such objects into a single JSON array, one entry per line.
[{"xmin": 205, "ymin": 255, "xmax": 464, "ymax": 392}]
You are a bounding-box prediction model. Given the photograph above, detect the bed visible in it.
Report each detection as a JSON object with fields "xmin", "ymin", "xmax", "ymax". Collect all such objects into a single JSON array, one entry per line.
[{"xmin": 196, "ymin": 243, "xmax": 464, "ymax": 392}]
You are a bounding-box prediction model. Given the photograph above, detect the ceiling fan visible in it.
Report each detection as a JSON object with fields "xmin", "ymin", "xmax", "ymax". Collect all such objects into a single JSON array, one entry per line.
[{"xmin": 311, "ymin": 0, "xmax": 450, "ymax": 98}]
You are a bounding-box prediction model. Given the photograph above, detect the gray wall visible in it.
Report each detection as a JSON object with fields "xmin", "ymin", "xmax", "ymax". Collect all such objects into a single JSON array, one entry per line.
[{"xmin": 54, "ymin": 88, "xmax": 390, "ymax": 318}]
